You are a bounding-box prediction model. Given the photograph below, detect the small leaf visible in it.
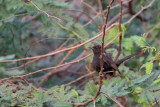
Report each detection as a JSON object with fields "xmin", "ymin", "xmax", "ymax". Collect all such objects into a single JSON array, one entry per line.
[
  {"xmin": 85, "ymin": 82, "xmax": 98, "ymax": 96},
  {"xmin": 146, "ymin": 62, "xmax": 153, "ymax": 74},
  {"xmin": 54, "ymin": 102, "xmax": 72, "ymax": 107},
  {"xmin": 138, "ymin": 91, "xmax": 155, "ymax": 107},
  {"xmin": 153, "ymin": 78, "xmax": 160, "ymax": 84},
  {"xmin": 107, "ymin": 24, "xmax": 126, "ymax": 43},
  {"xmin": 0, "ymin": 54, "xmax": 15, "ymax": 61},
  {"xmin": 71, "ymin": 89, "xmax": 79, "ymax": 99},
  {"xmin": 4, "ymin": 70, "xmax": 24, "ymax": 76},
  {"xmin": 133, "ymin": 74, "xmax": 151, "ymax": 84},
  {"xmin": 134, "ymin": 87, "xmax": 143, "ymax": 92},
  {"xmin": 33, "ymin": 90, "xmax": 39, "ymax": 98}
]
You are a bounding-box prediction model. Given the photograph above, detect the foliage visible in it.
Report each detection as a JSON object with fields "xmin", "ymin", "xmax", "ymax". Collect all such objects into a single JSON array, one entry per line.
[
  {"xmin": 1, "ymin": 71, "xmax": 160, "ymax": 107},
  {"xmin": 0, "ymin": 0, "xmax": 160, "ymax": 107}
]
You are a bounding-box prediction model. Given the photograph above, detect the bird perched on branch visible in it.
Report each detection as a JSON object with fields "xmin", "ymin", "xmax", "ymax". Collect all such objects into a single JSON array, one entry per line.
[{"xmin": 90, "ymin": 45, "xmax": 139, "ymax": 77}]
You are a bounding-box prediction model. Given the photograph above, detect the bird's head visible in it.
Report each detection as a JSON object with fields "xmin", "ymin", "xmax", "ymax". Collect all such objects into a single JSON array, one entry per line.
[{"xmin": 90, "ymin": 45, "xmax": 102, "ymax": 54}]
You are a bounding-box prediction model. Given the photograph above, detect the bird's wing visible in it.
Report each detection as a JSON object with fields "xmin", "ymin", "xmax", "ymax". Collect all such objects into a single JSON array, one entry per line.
[
  {"xmin": 110, "ymin": 63, "xmax": 121, "ymax": 75},
  {"xmin": 103, "ymin": 53, "xmax": 121, "ymax": 75},
  {"xmin": 103, "ymin": 53, "xmax": 115, "ymax": 65}
]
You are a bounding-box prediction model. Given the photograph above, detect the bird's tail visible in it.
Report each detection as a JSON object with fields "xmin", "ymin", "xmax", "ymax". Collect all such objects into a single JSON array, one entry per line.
[{"xmin": 115, "ymin": 53, "xmax": 139, "ymax": 66}]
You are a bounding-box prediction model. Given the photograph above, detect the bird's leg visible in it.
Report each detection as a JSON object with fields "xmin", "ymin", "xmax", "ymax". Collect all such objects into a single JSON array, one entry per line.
[
  {"xmin": 113, "ymin": 68, "xmax": 124, "ymax": 78},
  {"xmin": 116, "ymin": 70, "xmax": 124, "ymax": 78},
  {"xmin": 103, "ymin": 71, "xmax": 114, "ymax": 79},
  {"xmin": 116, "ymin": 69, "xmax": 122, "ymax": 75}
]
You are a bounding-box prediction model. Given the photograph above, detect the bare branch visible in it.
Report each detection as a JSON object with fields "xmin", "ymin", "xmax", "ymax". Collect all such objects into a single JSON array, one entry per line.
[
  {"xmin": 64, "ymin": 71, "xmax": 96, "ymax": 86},
  {"xmin": 114, "ymin": 0, "xmax": 123, "ymax": 61},
  {"xmin": 81, "ymin": 0, "xmax": 102, "ymax": 30},
  {"xmin": 27, "ymin": 0, "xmax": 62, "ymax": 21},
  {"xmin": 150, "ymin": 99, "xmax": 160, "ymax": 107},
  {"xmin": 73, "ymin": 0, "xmax": 115, "ymax": 106},
  {"xmin": 101, "ymin": 92, "xmax": 124, "ymax": 107},
  {"xmin": 124, "ymin": 0, "xmax": 155, "ymax": 25},
  {"xmin": 37, "ymin": 45, "xmax": 77, "ymax": 87},
  {"xmin": 0, "ymin": 24, "xmax": 116, "ymax": 63},
  {"xmin": 97, "ymin": 0, "xmax": 105, "ymax": 23}
]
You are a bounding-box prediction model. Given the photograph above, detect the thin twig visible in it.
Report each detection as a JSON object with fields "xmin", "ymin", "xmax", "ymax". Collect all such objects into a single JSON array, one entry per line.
[
  {"xmin": 97, "ymin": 0, "xmax": 105, "ymax": 23},
  {"xmin": 0, "ymin": 13, "xmax": 29, "ymax": 22},
  {"xmin": 0, "ymin": 26, "xmax": 123, "ymax": 83},
  {"xmin": 54, "ymin": 9, "xmax": 99, "ymax": 28},
  {"xmin": 0, "ymin": 24, "xmax": 116, "ymax": 63},
  {"xmin": 85, "ymin": 66, "xmax": 95, "ymax": 84},
  {"xmin": 124, "ymin": 0, "xmax": 155, "ymax": 25},
  {"xmin": 0, "ymin": 51, "xmax": 90, "ymax": 82},
  {"xmin": 114, "ymin": 0, "xmax": 123, "ymax": 61},
  {"xmin": 0, "ymin": 27, "xmax": 124, "ymax": 83},
  {"xmin": 27, "ymin": 0, "xmax": 62, "ymax": 21},
  {"xmin": 6, "ymin": 58, "xmax": 40, "ymax": 71},
  {"xmin": 94, "ymin": 99, "xmax": 96, "ymax": 107},
  {"xmin": 6, "ymin": 37, "xmax": 74, "ymax": 71},
  {"xmin": 104, "ymin": 32, "xmax": 122, "ymax": 48},
  {"xmin": 81, "ymin": 0, "xmax": 102, "ymax": 30},
  {"xmin": 100, "ymin": 0, "xmax": 115, "ymax": 104},
  {"xmin": 84, "ymin": 0, "xmax": 131, "ymax": 27},
  {"xmin": 107, "ymin": 9, "xmax": 128, "ymax": 27},
  {"xmin": 64, "ymin": 71, "xmax": 96, "ymax": 86},
  {"xmin": 73, "ymin": 0, "xmax": 115, "ymax": 106},
  {"xmin": 37, "ymin": 46, "xmax": 77, "ymax": 87},
  {"xmin": 101, "ymin": 92, "xmax": 124, "ymax": 107},
  {"xmin": 150, "ymin": 99, "xmax": 160, "ymax": 107}
]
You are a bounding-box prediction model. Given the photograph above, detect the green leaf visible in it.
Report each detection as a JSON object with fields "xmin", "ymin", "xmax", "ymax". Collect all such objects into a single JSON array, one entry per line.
[
  {"xmin": 33, "ymin": 90, "xmax": 39, "ymax": 98},
  {"xmin": 131, "ymin": 35, "xmax": 144, "ymax": 47},
  {"xmin": 71, "ymin": 89, "xmax": 79, "ymax": 101},
  {"xmin": 138, "ymin": 91, "xmax": 155, "ymax": 107},
  {"xmin": 85, "ymin": 82, "xmax": 98, "ymax": 96},
  {"xmin": 145, "ymin": 62, "xmax": 153, "ymax": 74},
  {"xmin": 122, "ymin": 38, "xmax": 133, "ymax": 50},
  {"xmin": 52, "ymin": 1, "xmax": 69, "ymax": 7},
  {"xmin": 148, "ymin": 78, "xmax": 160, "ymax": 90},
  {"xmin": 3, "ymin": 70, "xmax": 24, "ymax": 76},
  {"xmin": 102, "ymin": 78, "xmax": 127, "ymax": 97},
  {"xmin": 54, "ymin": 102, "xmax": 72, "ymax": 107},
  {"xmin": 153, "ymin": 78, "xmax": 160, "ymax": 84},
  {"xmin": 74, "ymin": 23, "xmax": 89, "ymax": 41},
  {"xmin": 106, "ymin": 24, "xmax": 126, "ymax": 43},
  {"xmin": 32, "ymin": 0, "xmax": 43, "ymax": 9},
  {"xmin": 0, "ymin": 54, "xmax": 15, "ymax": 61},
  {"xmin": 133, "ymin": 74, "xmax": 151, "ymax": 84}
]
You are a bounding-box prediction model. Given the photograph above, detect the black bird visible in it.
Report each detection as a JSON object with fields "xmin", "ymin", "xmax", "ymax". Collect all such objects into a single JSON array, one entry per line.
[{"xmin": 91, "ymin": 45, "xmax": 139, "ymax": 76}]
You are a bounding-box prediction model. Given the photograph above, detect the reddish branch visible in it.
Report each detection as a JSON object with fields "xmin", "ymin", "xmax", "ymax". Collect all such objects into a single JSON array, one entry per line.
[
  {"xmin": 56, "ymin": 9, "xmax": 99, "ymax": 28},
  {"xmin": 37, "ymin": 45, "xmax": 78, "ymax": 87},
  {"xmin": 97, "ymin": 0, "xmax": 105, "ymax": 23},
  {"xmin": 73, "ymin": 0, "xmax": 115, "ymax": 106},
  {"xmin": 0, "ymin": 13, "xmax": 29, "ymax": 22},
  {"xmin": 84, "ymin": 0, "xmax": 131, "ymax": 27},
  {"xmin": 81, "ymin": 0, "xmax": 102, "ymax": 30},
  {"xmin": 150, "ymin": 99, "xmax": 160, "ymax": 107},
  {"xmin": 114, "ymin": 0, "xmax": 123, "ymax": 61},
  {"xmin": 0, "ymin": 52, "xmax": 91, "ymax": 82},
  {"xmin": 101, "ymin": 92, "xmax": 124, "ymax": 107},
  {"xmin": 0, "ymin": 24, "xmax": 123, "ymax": 83},
  {"xmin": 6, "ymin": 58, "xmax": 40, "ymax": 71},
  {"xmin": 0, "ymin": 24, "xmax": 116, "ymax": 63},
  {"xmin": 6, "ymin": 37, "xmax": 73, "ymax": 71},
  {"xmin": 64, "ymin": 71, "xmax": 96, "ymax": 86},
  {"xmin": 85, "ymin": 66, "xmax": 95, "ymax": 84},
  {"xmin": 124, "ymin": 0, "xmax": 155, "ymax": 25},
  {"xmin": 27, "ymin": 0, "xmax": 62, "ymax": 21}
]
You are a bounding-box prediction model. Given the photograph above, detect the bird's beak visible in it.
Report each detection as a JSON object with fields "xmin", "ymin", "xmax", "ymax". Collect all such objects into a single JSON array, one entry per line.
[{"xmin": 88, "ymin": 46, "xmax": 93, "ymax": 50}]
